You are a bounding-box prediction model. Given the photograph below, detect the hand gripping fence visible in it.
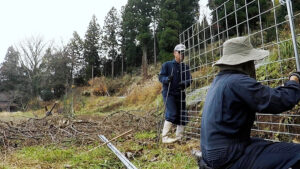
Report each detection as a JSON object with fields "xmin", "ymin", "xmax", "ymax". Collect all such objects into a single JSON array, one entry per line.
[{"xmin": 179, "ymin": 0, "xmax": 300, "ymax": 142}]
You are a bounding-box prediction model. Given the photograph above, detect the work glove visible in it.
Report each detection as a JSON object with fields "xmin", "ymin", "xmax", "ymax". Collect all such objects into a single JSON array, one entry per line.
[
  {"xmin": 167, "ymin": 75, "xmax": 174, "ymax": 83},
  {"xmin": 178, "ymin": 82, "xmax": 185, "ymax": 90},
  {"xmin": 289, "ymin": 72, "xmax": 300, "ymax": 82}
]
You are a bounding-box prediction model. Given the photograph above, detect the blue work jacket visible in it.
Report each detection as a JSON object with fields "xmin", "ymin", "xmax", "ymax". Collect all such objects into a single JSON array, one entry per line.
[
  {"xmin": 159, "ymin": 59, "xmax": 192, "ymax": 125},
  {"xmin": 159, "ymin": 59, "xmax": 192, "ymax": 97},
  {"xmin": 201, "ymin": 70, "xmax": 300, "ymax": 169}
]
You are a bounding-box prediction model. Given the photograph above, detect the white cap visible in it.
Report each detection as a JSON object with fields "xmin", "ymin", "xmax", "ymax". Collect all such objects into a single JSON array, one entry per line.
[{"xmin": 174, "ymin": 44, "xmax": 186, "ymax": 51}]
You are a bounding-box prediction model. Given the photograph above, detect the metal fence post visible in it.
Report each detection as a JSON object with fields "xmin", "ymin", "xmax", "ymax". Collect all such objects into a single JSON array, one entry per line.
[{"xmin": 285, "ymin": 0, "xmax": 300, "ymax": 71}]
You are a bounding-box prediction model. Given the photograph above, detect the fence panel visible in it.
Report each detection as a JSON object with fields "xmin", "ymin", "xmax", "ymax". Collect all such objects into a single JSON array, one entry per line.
[{"xmin": 179, "ymin": 0, "xmax": 300, "ymax": 142}]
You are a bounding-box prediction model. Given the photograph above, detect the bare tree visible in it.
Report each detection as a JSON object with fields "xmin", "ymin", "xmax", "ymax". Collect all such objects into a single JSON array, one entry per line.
[{"xmin": 17, "ymin": 36, "xmax": 50, "ymax": 96}]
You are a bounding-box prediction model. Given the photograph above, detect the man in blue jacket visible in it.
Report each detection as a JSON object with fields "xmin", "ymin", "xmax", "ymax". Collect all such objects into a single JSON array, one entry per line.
[
  {"xmin": 200, "ymin": 36, "xmax": 300, "ymax": 169},
  {"xmin": 159, "ymin": 44, "xmax": 192, "ymax": 143}
]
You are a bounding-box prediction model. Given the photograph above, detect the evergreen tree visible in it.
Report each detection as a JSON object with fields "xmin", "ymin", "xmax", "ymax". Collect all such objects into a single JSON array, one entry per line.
[
  {"xmin": 208, "ymin": 0, "xmax": 271, "ymax": 37},
  {"xmin": 158, "ymin": 0, "xmax": 199, "ymax": 62},
  {"xmin": 120, "ymin": 6, "xmax": 126, "ymax": 76},
  {"xmin": 135, "ymin": 0, "xmax": 153, "ymax": 78},
  {"xmin": 0, "ymin": 46, "xmax": 20, "ymax": 91},
  {"xmin": 0, "ymin": 46, "xmax": 30, "ymax": 109},
  {"xmin": 102, "ymin": 7, "xmax": 120, "ymax": 78},
  {"xmin": 83, "ymin": 15, "xmax": 101, "ymax": 81},
  {"xmin": 121, "ymin": 0, "xmax": 154, "ymax": 78},
  {"xmin": 67, "ymin": 31, "xmax": 84, "ymax": 85},
  {"xmin": 121, "ymin": 1, "xmax": 142, "ymax": 72},
  {"xmin": 40, "ymin": 47, "xmax": 72, "ymax": 99}
]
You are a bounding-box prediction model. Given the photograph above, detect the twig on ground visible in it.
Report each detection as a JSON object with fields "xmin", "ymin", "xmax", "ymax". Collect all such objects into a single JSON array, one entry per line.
[{"xmin": 88, "ymin": 129, "xmax": 133, "ymax": 152}]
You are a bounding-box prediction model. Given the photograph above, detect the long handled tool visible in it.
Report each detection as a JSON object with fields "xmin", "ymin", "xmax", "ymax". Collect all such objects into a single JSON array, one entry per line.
[{"xmin": 156, "ymin": 68, "xmax": 174, "ymax": 143}]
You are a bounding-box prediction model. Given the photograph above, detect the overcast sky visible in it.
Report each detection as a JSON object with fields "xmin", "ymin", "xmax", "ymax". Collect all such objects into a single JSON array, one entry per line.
[{"xmin": 0, "ymin": 0, "xmax": 209, "ymax": 63}]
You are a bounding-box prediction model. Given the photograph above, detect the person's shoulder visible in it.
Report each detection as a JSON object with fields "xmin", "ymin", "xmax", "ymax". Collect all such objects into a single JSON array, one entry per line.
[
  {"xmin": 227, "ymin": 73, "xmax": 258, "ymax": 88},
  {"xmin": 162, "ymin": 61, "xmax": 173, "ymax": 66}
]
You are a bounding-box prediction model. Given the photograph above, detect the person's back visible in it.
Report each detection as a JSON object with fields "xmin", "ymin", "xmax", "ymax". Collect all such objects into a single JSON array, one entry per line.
[
  {"xmin": 200, "ymin": 36, "xmax": 300, "ymax": 169},
  {"xmin": 201, "ymin": 71, "xmax": 254, "ymax": 168}
]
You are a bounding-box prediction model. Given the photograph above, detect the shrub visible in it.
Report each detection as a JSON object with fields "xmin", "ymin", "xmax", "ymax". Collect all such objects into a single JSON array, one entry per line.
[
  {"xmin": 40, "ymin": 89, "xmax": 54, "ymax": 101},
  {"xmin": 82, "ymin": 90, "xmax": 91, "ymax": 97},
  {"xmin": 92, "ymin": 87, "xmax": 107, "ymax": 96}
]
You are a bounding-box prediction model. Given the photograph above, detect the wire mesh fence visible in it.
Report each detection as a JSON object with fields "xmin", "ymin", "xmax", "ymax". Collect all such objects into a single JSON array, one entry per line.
[{"xmin": 179, "ymin": 0, "xmax": 300, "ymax": 142}]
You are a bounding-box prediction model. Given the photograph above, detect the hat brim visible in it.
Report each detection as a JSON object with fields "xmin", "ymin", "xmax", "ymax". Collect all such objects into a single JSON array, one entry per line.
[{"xmin": 213, "ymin": 48, "xmax": 269, "ymax": 66}]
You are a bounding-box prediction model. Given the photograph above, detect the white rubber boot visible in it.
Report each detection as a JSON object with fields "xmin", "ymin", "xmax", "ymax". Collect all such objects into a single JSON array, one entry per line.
[
  {"xmin": 162, "ymin": 121, "xmax": 177, "ymax": 144},
  {"xmin": 175, "ymin": 125, "xmax": 184, "ymax": 141}
]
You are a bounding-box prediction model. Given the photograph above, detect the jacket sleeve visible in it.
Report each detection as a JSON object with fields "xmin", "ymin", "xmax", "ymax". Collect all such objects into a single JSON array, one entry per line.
[
  {"xmin": 159, "ymin": 63, "xmax": 169, "ymax": 85},
  {"xmin": 229, "ymin": 75, "xmax": 300, "ymax": 114}
]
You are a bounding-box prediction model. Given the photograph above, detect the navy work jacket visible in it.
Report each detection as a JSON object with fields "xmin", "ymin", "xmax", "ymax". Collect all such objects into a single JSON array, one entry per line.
[
  {"xmin": 201, "ymin": 70, "xmax": 300, "ymax": 169},
  {"xmin": 159, "ymin": 59, "xmax": 192, "ymax": 97}
]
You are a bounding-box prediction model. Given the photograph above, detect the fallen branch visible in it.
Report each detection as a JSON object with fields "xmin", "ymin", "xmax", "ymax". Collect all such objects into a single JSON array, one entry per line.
[{"xmin": 89, "ymin": 129, "xmax": 133, "ymax": 152}]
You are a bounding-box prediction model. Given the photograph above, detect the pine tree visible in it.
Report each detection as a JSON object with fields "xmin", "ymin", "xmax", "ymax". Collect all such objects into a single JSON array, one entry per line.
[
  {"xmin": 157, "ymin": 0, "xmax": 199, "ymax": 62},
  {"xmin": 102, "ymin": 7, "xmax": 120, "ymax": 78},
  {"xmin": 41, "ymin": 47, "xmax": 72, "ymax": 99},
  {"xmin": 121, "ymin": 0, "xmax": 154, "ymax": 78},
  {"xmin": 68, "ymin": 31, "xmax": 84, "ymax": 85},
  {"xmin": 208, "ymin": 0, "xmax": 271, "ymax": 37},
  {"xmin": 121, "ymin": 2, "xmax": 141, "ymax": 72},
  {"xmin": 0, "ymin": 46, "xmax": 21, "ymax": 91},
  {"xmin": 83, "ymin": 15, "xmax": 101, "ymax": 81},
  {"xmin": 0, "ymin": 46, "xmax": 31, "ymax": 108}
]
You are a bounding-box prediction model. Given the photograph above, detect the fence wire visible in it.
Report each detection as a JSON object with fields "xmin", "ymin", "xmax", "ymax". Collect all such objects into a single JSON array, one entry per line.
[{"xmin": 179, "ymin": 0, "xmax": 300, "ymax": 142}]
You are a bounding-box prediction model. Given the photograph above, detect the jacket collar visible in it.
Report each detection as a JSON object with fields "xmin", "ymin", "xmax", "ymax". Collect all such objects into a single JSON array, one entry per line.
[
  {"xmin": 217, "ymin": 70, "xmax": 248, "ymax": 76},
  {"xmin": 172, "ymin": 59, "xmax": 181, "ymax": 65}
]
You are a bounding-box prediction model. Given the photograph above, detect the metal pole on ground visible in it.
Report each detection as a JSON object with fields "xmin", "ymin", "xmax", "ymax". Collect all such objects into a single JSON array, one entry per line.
[{"xmin": 98, "ymin": 135, "xmax": 138, "ymax": 169}]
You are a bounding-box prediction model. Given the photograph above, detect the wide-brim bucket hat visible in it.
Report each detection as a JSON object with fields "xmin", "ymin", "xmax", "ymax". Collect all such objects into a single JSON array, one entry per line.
[{"xmin": 214, "ymin": 36, "xmax": 269, "ymax": 66}]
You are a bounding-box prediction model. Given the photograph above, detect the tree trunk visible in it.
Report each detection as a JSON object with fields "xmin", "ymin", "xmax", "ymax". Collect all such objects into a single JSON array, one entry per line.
[
  {"xmin": 154, "ymin": 36, "xmax": 156, "ymax": 66},
  {"xmin": 92, "ymin": 65, "xmax": 94, "ymax": 86},
  {"xmin": 142, "ymin": 45, "xmax": 148, "ymax": 79},
  {"xmin": 112, "ymin": 60, "xmax": 114, "ymax": 78},
  {"xmin": 112, "ymin": 45, "xmax": 115, "ymax": 78},
  {"xmin": 121, "ymin": 54, "xmax": 124, "ymax": 76}
]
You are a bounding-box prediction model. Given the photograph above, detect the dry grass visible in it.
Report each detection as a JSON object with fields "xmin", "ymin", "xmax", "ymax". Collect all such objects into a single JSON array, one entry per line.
[
  {"xmin": 125, "ymin": 77, "xmax": 162, "ymax": 106},
  {"xmin": 88, "ymin": 77, "xmax": 109, "ymax": 96}
]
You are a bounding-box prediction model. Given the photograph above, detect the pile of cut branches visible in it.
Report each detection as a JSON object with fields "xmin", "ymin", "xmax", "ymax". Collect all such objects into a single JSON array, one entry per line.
[{"xmin": 0, "ymin": 109, "xmax": 158, "ymax": 150}]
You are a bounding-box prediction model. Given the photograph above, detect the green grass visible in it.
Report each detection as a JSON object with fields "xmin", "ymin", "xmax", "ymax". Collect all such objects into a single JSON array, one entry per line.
[
  {"xmin": 1, "ymin": 132, "xmax": 199, "ymax": 169},
  {"xmin": 6, "ymin": 144, "xmax": 123, "ymax": 169},
  {"xmin": 134, "ymin": 131, "xmax": 157, "ymax": 140}
]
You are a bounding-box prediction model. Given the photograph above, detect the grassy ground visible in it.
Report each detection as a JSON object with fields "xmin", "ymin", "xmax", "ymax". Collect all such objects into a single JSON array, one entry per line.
[
  {"xmin": 0, "ymin": 64, "xmax": 200, "ymax": 168},
  {"xmin": 0, "ymin": 129, "xmax": 199, "ymax": 169},
  {"xmin": 0, "ymin": 95, "xmax": 199, "ymax": 169}
]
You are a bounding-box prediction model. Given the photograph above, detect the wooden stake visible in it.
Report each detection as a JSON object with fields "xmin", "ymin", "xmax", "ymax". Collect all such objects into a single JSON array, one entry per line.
[{"xmin": 89, "ymin": 129, "xmax": 133, "ymax": 152}]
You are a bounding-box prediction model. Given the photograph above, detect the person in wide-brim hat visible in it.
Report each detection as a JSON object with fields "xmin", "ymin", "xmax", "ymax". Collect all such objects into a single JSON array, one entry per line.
[
  {"xmin": 214, "ymin": 36, "xmax": 269, "ymax": 66},
  {"xmin": 213, "ymin": 36, "xmax": 269, "ymax": 79},
  {"xmin": 199, "ymin": 36, "xmax": 300, "ymax": 169}
]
